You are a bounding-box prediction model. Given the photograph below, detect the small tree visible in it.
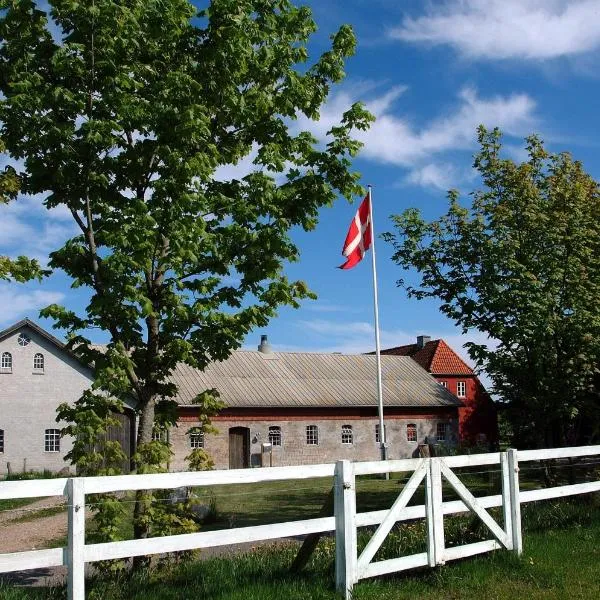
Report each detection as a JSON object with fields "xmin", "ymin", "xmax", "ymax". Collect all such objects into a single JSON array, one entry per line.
[
  {"xmin": 0, "ymin": 0, "xmax": 372, "ymax": 542},
  {"xmin": 385, "ymin": 127, "xmax": 600, "ymax": 448}
]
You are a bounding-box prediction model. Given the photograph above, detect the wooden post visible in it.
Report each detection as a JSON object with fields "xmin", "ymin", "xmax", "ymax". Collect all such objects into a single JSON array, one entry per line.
[
  {"xmin": 500, "ymin": 451, "xmax": 513, "ymax": 549},
  {"xmin": 290, "ymin": 488, "xmax": 334, "ymax": 573},
  {"xmin": 67, "ymin": 478, "xmax": 86, "ymax": 600},
  {"xmin": 334, "ymin": 460, "xmax": 357, "ymax": 599},
  {"xmin": 507, "ymin": 449, "xmax": 522, "ymax": 555},
  {"xmin": 425, "ymin": 457, "xmax": 445, "ymax": 567}
]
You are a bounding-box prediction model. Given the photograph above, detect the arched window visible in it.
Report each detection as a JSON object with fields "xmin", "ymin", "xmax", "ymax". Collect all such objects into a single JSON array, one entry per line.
[
  {"xmin": 406, "ymin": 423, "xmax": 417, "ymax": 442},
  {"xmin": 341, "ymin": 425, "xmax": 353, "ymax": 445},
  {"xmin": 45, "ymin": 429, "xmax": 60, "ymax": 452},
  {"xmin": 33, "ymin": 353, "xmax": 44, "ymax": 372},
  {"xmin": 268, "ymin": 426, "xmax": 282, "ymax": 446},
  {"xmin": 1, "ymin": 352, "xmax": 12, "ymax": 372},
  {"xmin": 0, "ymin": 429, "xmax": 4, "ymax": 453},
  {"xmin": 189, "ymin": 430, "xmax": 204, "ymax": 449}
]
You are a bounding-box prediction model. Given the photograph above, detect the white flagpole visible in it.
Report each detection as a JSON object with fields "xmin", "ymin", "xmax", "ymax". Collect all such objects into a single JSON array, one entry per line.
[{"xmin": 367, "ymin": 185, "xmax": 387, "ymax": 464}]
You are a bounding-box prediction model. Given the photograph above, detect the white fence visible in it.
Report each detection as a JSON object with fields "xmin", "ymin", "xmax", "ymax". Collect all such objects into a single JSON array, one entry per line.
[{"xmin": 1, "ymin": 445, "xmax": 600, "ymax": 600}]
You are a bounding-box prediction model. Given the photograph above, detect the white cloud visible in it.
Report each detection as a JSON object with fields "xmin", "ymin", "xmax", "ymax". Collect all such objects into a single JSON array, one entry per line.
[
  {"xmin": 390, "ymin": 0, "xmax": 600, "ymax": 61},
  {"xmin": 0, "ymin": 285, "xmax": 65, "ymax": 326},
  {"xmin": 403, "ymin": 163, "xmax": 458, "ymax": 191}
]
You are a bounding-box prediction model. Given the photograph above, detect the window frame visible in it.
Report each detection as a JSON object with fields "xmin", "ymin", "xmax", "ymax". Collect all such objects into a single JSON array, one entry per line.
[
  {"xmin": 436, "ymin": 422, "xmax": 448, "ymax": 443},
  {"xmin": 152, "ymin": 427, "xmax": 169, "ymax": 443},
  {"xmin": 406, "ymin": 423, "xmax": 417, "ymax": 442},
  {"xmin": 341, "ymin": 424, "xmax": 353, "ymax": 445},
  {"xmin": 268, "ymin": 426, "xmax": 282, "ymax": 447},
  {"xmin": 306, "ymin": 424, "xmax": 319, "ymax": 446},
  {"xmin": 189, "ymin": 431, "xmax": 204, "ymax": 449},
  {"xmin": 44, "ymin": 428, "xmax": 61, "ymax": 453},
  {"xmin": 1, "ymin": 352, "xmax": 12, "ymax": 372},
  {"xmin": 0, "ymin": 428, "xmax": 4, "ymax": 453},
  {"xmin": 33, "ymin": 352, "xmax": 44, "ymax": 372},
  {"xmin": 375, "ymin": 424, "xmax": 388, "ymax": 444},
  {"xmin": 17, "ymin": 333, "xmax": 31, "ymax": 347},
  {"xmin": 457, "ymin": 381, "xmax": 466, "ymax": 397},
  {"xmin": 439, "ymin": 380, "xmax": 448, "ymax": 388}
]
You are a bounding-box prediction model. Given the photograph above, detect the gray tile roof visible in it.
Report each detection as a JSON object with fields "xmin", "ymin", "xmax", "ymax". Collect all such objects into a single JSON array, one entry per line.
[{"xmin": 168, "ymin": 350, "xmax": 461, "ymax": 409}]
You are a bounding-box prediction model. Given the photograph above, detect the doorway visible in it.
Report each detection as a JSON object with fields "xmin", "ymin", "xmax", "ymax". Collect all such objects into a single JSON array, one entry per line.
[{"xmin": 229, "ymin": 427, "xmax": 250, "ymax": 469}]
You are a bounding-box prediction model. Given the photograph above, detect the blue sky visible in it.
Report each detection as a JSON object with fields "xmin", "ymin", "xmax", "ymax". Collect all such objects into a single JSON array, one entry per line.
[{"xmin": 2, "ymin": 0, "xmax": 600, "ymax": 374}]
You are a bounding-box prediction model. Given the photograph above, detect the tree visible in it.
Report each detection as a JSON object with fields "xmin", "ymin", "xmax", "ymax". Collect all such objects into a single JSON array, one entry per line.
[
  {"xmin": 0, "ymin": 0, "xmax": 372, "ymax": 542},
  {"xmin": 384, "ymin": 127, "xmax": 600, "ymax": 448}
]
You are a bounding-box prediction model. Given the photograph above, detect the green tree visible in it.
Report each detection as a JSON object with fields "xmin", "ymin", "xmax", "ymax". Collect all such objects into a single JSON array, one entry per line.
[
  {"xmin": 0, "ymin": 0, "xmax": 371, "ymax": 542},
  {"xmin": 385, "ymin": 127, "xmax": 600, "ymax": 448}
]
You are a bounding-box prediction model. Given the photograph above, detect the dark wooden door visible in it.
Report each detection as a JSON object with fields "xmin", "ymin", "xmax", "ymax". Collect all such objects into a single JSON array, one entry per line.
[
  {"xmin": 105, "ymin": 412, "xmax": 133, "ymax": 473},
  {"xmin": 229, "ymin": 427, "xmax": 250, "ymax": 469}
]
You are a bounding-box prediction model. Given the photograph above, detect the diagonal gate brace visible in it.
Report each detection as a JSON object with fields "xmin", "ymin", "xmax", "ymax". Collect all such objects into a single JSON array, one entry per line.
[
  {"xmin": 440, "ymin": 462, "xmax": 510, "ymax": 549},
  {"xmin": 357, "ymin": 460, "xmax": 428, "ymax": 573}
]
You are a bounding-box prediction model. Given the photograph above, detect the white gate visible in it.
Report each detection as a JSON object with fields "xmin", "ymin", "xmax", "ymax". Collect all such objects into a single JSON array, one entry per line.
[{"xmin": 335, "ymin": 450, "xmax": 523, "ymax": 598}]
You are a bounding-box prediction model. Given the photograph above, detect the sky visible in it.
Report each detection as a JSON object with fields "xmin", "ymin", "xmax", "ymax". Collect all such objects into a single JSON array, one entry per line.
[{"xmin": 2, "ymin": 0, "xmax": 600, "ymax": 377}]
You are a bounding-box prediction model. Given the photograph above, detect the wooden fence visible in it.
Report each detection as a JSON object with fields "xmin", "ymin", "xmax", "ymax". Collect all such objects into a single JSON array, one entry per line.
[{"xmin": 1, "ymin": 445, "xmax": 600, "ymax": 600}]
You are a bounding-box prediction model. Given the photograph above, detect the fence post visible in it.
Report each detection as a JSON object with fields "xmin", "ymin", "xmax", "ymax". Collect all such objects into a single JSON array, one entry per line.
[
  {"xmin": 335, "ymin": 460, "xmax": 357, "ymax": 599},
  {"xmin": 500, "ymin": 451, "xmax": 513, "ymax": 550},
  {"xmin": 425, "ymin": 457, "xmax": 445, "ymax": 567},
  {"xmin": 507, "ymin": 448, "xmax": 523, "ymax": 555},
  {"xmin": 67, "ymin": 477, "xmax": 86, "ymax": 600}
]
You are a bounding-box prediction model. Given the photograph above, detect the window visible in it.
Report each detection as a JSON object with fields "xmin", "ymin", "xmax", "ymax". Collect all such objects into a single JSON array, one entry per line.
[
  {"xmin": 189, "ymin": 431, "xmax": 204, "ymax": 449},
  {"xmin": 436, "ymin": 422, "xmax": 448, "ymax": 443},
  {"xmin": 45, "ymin": 429, "xmax": 60, "ymax": 452},
  {"xmin": 152, "ymin": 427, "xmax": 169, "ymax": 443},
  {"xmin": 406, "ymin": 423, "xmax": 417, "ymax": 442},
  {"xmin": 268, "ymin": 426, "xmax": 282, "ymax": 446},
  {"xmin": 33, "ymin": 353, "xmax": 44, "ymax": 372},
  {"xmin": 306, "ymin": 425, "xmax": 318, "ymax": 445},
  {"xmin": 439, "ymin": 381, "xmax": 448, "ymax": 388},
  {"xmin": 457, "ymin": 381, "xmax": 466, "ymax": 397},
  {"xmin": 341, "ymin": 425, "xmax": 353, "ymax": 445},
  {"xmin": 1, "ymin": 352, "xmax": 12, "ymax": 372},
  {"xmin": 17, "ymin": 333, "xmax": 30, "ymax": 346},
  {"xmin": 375, "ymin": 424, "xmax": 387, "ymax": 444},
  {"xmin": 0, "ymin": 429, "xmax": 4, "ymax": 453}
]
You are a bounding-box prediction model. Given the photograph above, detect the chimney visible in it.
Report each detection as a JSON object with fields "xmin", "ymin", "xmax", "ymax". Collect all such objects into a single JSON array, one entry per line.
[
  {"xmin": 416, "ymin": 335, "xmax": 431, "ymax": 349},
  {"xmin": 258, "ymin": 334, "xmax": 272, "ymax": 354}
]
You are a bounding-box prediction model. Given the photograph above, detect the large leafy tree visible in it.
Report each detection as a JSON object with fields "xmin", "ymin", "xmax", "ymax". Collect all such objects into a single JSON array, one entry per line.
[
  {"xmin": 385, "ymin": 127, "xmax": 600, "ymax": 448},
  {"xmin": 0, "ymin": 0, "xmax": 372, "ymax": 539}
]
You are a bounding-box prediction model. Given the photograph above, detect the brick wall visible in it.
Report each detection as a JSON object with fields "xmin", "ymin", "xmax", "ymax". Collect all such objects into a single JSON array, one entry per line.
[{"xmin": 169, "ymin": 408, "xmax": 459, "ymax": 471}]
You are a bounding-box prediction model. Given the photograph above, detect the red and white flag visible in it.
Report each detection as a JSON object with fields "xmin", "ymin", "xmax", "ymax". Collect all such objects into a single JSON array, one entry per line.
[{"xmin": 339, "ymin": 193, "xmax": 372, "ymax": 270}]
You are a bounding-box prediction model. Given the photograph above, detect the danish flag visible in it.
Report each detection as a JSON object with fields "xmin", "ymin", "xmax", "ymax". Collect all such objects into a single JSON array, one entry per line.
[{"xmin": 339, "ymin": 193, "xmax": 372, "ymax": 269}]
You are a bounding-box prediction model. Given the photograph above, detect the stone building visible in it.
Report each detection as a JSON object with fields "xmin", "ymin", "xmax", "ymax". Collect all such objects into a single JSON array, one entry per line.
[
  {"xmin": 1, "ymin": 319, "xmax": 461, "ymax": 474},
  {"xmin": 166, "ymin": 336, "xmax": 462, "ymax": 470}
]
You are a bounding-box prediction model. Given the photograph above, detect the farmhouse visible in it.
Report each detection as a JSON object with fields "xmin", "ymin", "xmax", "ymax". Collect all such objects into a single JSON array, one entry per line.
[
  {"xmin": 0, "ymin": 319, "xmax": 461, "ymax": 474},
  {"xmin": 378, "ymin": 335, "xmax": 498, "ymax": 446}
]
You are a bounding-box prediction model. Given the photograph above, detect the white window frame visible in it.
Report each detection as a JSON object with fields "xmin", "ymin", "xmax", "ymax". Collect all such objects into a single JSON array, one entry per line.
[
  {"xmin": 152, "ymin": 428, "xmax": 169, "ymax": 443},
  {"xmin": 189, "ymin": 431, "xmax": 204, "ymax": 449},
  {"xmin": 1, "ymin": 352, "xmax": 12, "ymax": 372},
  {"xmin": 457, "ymin": 381, "xmax": 466, "ymax": 397},
  {"xmin": 33, "ymin": 352, "xmax": 44, "ymax": 372},
  {"xmin": 44, "ymin": 429, "xmax": 60, "ymax": 453},
  {"xmin": 306, "ymin": 425, "xmax": 319, "ymax": 445},
  {"xmin": 0, "ymin": 429, "xmax": 4, "ymax": 453},
  {"xmin": 406, "ymin": 423, "xmax": 417, "ymax": 442},
  {"xmin": 268, "ymin": 426, "xmax": 282, "ymax": 446},
  {"xmin": 439, "ymin": 380, "xmax": 448, "ymax": 388},
  {"xmin": 17, "ymin": 333, "xmax": 30, "ymax": 346},
  {"xmin": 375, "ymin": 424, "xmax": 387, "ymax": 444},
  {"xmin": 436, "ymin": 422, "xmax": 448, "ymax": 443},
  {"xmin": 341, "ymin": 425, "xmax": 353, "ymax": 445}
]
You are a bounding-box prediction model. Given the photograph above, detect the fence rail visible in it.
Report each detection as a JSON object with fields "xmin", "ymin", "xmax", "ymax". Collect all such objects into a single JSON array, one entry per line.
[{"xmin": 1, "ymin": 445, "xmax": 600, "ymax": 600}]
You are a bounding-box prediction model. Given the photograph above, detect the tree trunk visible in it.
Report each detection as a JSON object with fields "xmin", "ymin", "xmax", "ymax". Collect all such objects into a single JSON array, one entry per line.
[{"xmin": 132, "ymin": 397, "xmax": 156, "ymax": 569}]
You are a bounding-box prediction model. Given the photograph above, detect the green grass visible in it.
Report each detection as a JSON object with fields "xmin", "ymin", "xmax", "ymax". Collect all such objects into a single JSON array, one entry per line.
[
  {"xmin": 2, "ymin": 499, "xmax": 599, "ymax": 600},
  {"xmin": 8, "ymin": 504, "xmax": 66, "ymax": 524},
  {"xmin": 0, "ymin": 498, "xmax": 36, "ymax": 512}
]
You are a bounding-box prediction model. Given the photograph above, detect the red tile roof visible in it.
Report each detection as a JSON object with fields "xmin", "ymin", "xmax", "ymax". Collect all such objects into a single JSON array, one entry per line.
[{"xmin": 380, "ymin": 339, "xmax": 474, "ymax": 375}]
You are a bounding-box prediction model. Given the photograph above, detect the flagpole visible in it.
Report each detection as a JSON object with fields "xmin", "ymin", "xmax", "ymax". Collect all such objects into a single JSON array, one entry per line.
[{"xmin": 367, "ymin": 185, "xmax": 387, "ymax": 466}]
